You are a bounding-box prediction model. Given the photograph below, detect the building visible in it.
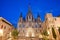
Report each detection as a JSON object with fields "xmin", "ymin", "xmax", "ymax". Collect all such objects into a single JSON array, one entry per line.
[
  {"xmin": 17, "ymin": 8, "xmax": 43, "ymax": 40},
  {"xmin": 0, "ymin": 17, "xmax": 14, "ymax": 40},
  {"xmin": 44, "ymin": 13, "xmax": 60, "ymax": 40}
]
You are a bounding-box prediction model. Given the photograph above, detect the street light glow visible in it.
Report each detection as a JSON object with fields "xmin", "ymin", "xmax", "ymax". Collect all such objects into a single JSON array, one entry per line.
[
  {"xmin": 39, "ymin": 34, "xmax": 43, "ymax": 38},
  {"xmin": 26, "ymin": 32, "xmax": 29, "ymax": 37},
  {"xmin": 25, "ymin": 27, "xmax": 35, "ymax": 37},
  {"xmin": 0, "ymin": 29, "xmax": 3, "ymax": 36},
  {"xmin": 47, "ymin": 30, "xmax": 50, "ymax": 35},
  {"xmin": 32, "ymin": 33, "xmax": 35, "ymax": 37}
]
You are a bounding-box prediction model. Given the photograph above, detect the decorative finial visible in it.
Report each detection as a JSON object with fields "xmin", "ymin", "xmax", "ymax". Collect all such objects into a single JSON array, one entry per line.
[
  {"xmin": 20, "ymin": 12, "xmax": 22, "ymax": 17},
  {"xmin": 37, "ymin": 12, "xmax": 40, "ymax": 17},
  {"xmin": 27, "ymin": 2, "xmax": 32, "ymax": 15},
  {"xmin": 28, "ymin": 2, "xmax": 31, "ymax": 12}
]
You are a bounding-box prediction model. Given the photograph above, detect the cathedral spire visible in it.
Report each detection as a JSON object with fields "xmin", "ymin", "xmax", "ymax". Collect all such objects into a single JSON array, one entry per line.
[
  {"xmin": 27, "ymin": 2, "xmax": 32, "ymax": 14},
  {"xmin": 20, "ymin": 12, "xmax": 22, "ymax": 18},
  {"xmin": 37, "ymin": 12, "xmax": 41, "ymax": 22},
  {"xmin": 19, "ymin": 12, "xmax": 23, "ymax": 22},
  {"xmin": 26, "ymin": 3, "xmax": 33, "ymax": 22},
  {"xmin": 28, "ymin": 4, "xmax": 31, "ymax": 10}
]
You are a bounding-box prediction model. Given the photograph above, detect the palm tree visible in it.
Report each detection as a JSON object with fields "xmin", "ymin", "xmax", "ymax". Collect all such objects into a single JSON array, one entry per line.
[{"xmin": 11, "ymin": 29, "xmax": 19, "ymax": 40}]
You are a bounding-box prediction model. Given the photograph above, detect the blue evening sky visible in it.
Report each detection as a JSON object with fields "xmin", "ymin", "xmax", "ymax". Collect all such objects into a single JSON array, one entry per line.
[{"xmin": 0, "ymin": 0, "xmax": 60, "ymax": 27}]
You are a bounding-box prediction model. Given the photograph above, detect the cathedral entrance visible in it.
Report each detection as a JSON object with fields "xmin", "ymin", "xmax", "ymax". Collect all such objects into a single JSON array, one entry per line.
[
  {"xmin": 25, "ymin": 27, "xmax": 35, "ymax": 37},
  {"xmin": 18, "ymin": 36, "xmax": 43, "ymax": 40},
  {"xmin": 18, "ymin": 27, "xmax": 43, "ymax": 40}
]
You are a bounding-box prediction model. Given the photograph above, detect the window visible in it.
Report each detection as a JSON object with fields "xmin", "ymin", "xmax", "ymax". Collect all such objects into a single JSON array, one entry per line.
[
  {"xmin": 4, "ymin": 26, "xmax": 6, "ymax": 29},
  {"xmin": 22, "ymin": 24, "xmax": 25, "ymax": 28},
  {"xmin": 23, "ymin": 30, "xmax": 24, "ymax": 33},
  {"xmin": 55, "ymin": 18, "xmax": 56, "ymax": 21},
  {"xmin": 39, "ymin": 25, "xmax": 41, "ymax": 28},
  {"xmin": 9, "ymin": 28, "xmax": 10, "ymax": 31},
  {"xmin": 35, "ymin": 23, "xmax": 39, "ymax": 28},
  {"xmin": 58, "ymin": 27, "xmax": 60, "ymax": 34},
  {"xmin": 1, "ymin": 25, "xmax": 3, "ymax": 29},
  {"xmin": 36, "ymin": 30, "xmax": 37, "ymax": 32},
  {"xmin": 19, "ymin": 24, "xmax": 25, "ymax": 28},
  {"xmin": 35, "ymin": 25, "xmax": 37, "ymax": 28},
  {"xmin": 46, "ymin": 18, "xmax": 48, "ymax": 20},
  {"xmin": 29, "ymin": 16, "xmax": 31, "ymax": 19},
  {"xmin": 19, "ymin": 25, "xmax": 21, "ymax": 27},
  {"xmin": 52, "ymin": 27, "xmax": 56, "ymax": 39}
]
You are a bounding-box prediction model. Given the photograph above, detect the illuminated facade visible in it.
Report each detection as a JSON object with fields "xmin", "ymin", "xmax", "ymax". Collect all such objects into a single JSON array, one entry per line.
[
  {"xmin": 17, "ymin": 8, "xmax": 42, "ymax": 40},
  {"xmin": 43, "ymin": 13, "xmax": 60, "ymax": 40},
  {"xmin": 0, "ymin": 13, "xmax": 60, "ymax": 40},
  {"xmin": 0, "ymin": 17, "xmax": 14, "ymax": 40}
]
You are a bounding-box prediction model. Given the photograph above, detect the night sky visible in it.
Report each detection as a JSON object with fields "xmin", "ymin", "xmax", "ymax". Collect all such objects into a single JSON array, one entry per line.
[{"xmin": 0, "ymin": 0, "xmax": 60, "ymax": 27}]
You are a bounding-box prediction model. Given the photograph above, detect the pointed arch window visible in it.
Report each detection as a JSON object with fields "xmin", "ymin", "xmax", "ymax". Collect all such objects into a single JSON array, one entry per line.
[
  {"xmin": 19, "ymin": 24, "xmax": 25, "ymax": 28},
  {"xmin": 1, "ymin": 25, "xmax": 3, "ymax": 29},
  {"xmin": 4, "ymin": 26, "xmax": 6, "ymax": 29},
  {"xmin": 22, "ymin": 24, "xmax": 25, "ymax": 28},
  {"xmin": 35, "ymin": 23, "xmax": 39, "ymax": 28}
]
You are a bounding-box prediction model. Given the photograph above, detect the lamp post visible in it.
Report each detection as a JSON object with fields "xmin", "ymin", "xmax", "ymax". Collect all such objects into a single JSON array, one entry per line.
[{"xmin": 0, "ymin": 29, "xmax": 3, "ymax": 40}]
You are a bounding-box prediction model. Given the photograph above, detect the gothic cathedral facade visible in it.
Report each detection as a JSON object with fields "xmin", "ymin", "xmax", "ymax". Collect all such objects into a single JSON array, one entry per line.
[{"xmin": 17, "ymin": 8, "xmax": 42, "ymax": 38}]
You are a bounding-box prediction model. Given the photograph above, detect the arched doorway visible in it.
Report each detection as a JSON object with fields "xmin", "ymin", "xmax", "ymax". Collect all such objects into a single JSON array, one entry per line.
[{"xmin": 25, "ymin": 27, "xmax": 35, "ymax": 37}]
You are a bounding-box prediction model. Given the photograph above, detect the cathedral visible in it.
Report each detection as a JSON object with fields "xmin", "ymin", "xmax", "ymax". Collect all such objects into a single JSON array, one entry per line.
[
  {"xmin": 17, "ymin": 6, "xmax": 60, "ymax": 40},
  {"xmin": 17, "ymin": 7, "xmax": 43, "ymax": 40},
  {"xmin": 17, "ymin": 10, "xmax": 60, "ymax": 40}
]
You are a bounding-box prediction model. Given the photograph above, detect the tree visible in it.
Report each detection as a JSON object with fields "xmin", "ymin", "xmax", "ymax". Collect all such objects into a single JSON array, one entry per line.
[
  {"xmin": 11, "ymin": 29, "xmax": 19, "ymax": 40},
  {"xmin": 43, "ymin": 29, "xmax": 48, "ymax": 36},
  {"xmin": 43, "ymin": 36, "xmax": 49, "ymax": 40}
]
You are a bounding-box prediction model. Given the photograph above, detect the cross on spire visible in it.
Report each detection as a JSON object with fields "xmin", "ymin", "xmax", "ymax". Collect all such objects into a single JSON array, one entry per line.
[
  {"xmin": 27, "ymin": 2, "xmax": 32, "ymax": 14},
  {"xmin": 20, "ymin": 12, "xmax": 22, "ymax": 17}
]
